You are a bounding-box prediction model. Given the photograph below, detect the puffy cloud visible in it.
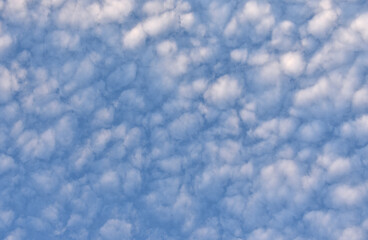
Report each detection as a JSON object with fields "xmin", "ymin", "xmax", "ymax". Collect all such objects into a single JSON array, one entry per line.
[
  {"xmin": 169, "ymin": 112, "xmax": 203, "ymax": 140},
  {"xmin": 5, "ymin": 228, "xmax": 25, "ymax": 240},
  {"xmin": 339, "ymin": 226, "xmax": 365, "ymax": 240},
  {"xmin": 331, "ymin": 184, "xmax": 366, "ymax": 207},
  {"xmin": 271, "ymin": 21, "xmax": 296, "ymax": 50},
  {"xmin": 143, "ymin": 11, "xmax": 177, "ymax": 36},
  {"xmin": 190, "ymin": 226, "xmax": 219, "ymax": 240},
  {"xmin": 204, "ymin": 75, "xmax": 241, "ymax": 108},
  {"xmin": 225, "ymin": 1, "xmax": 275, "ymax": 42},
  {"xmin": 352, "ymin": 86, "xmax": 368, "ymax": 111},
  {"xmin": 99, "ymin": 219, "xmax": 132, "ymax": 240},
  {"xmin": 298, "ymin": 120, "xmax": 327, "ymax": 143},
  {"xmin": 1, "ymin": 0, "xmax": 368, "ymax": 239},
  {"xmin": 122, "ymin": 24, "xmax": 146, "ymax": 49},
  {"xmin": 230, "ymin": 48, "xmax": 248, "ymax": 63},
  {"xmin": 99, "ymin": 170, "xmax": 119, "ymax": 190},
  {"xmin": 0, "ymin": 24, "xmax": 12, "ymax": 53},
  {"xmin": 307, "ymin": 9, "xmax": 339, "ymax": 38},
  {"xmin": 58, "ymin": 0, "xmax": 134, "ymax": 28},
  {"xmin": 280, "ymin": 52, "xmax": 305, "ymax": 77},
  {"xmin": 50, "ymin": 30, "xmax": 80, "ymax": 50},
  {"xmin": 0, "ymin": 66, "xmax": 18, "ymax": 103},
  {"xmin": 0, "ymin": 154, "xmax": 16, "ymax": 174},
  {"xmin": 341, "ymin": 115, "xmax": 368, "ymax": 146},
  {"xmin": 351, "ymin": 12, "xmax": 368, "ymax": 41},
  {"xmin": 180, "ymin": 12, "xmax": 195, "ymax": 30}
]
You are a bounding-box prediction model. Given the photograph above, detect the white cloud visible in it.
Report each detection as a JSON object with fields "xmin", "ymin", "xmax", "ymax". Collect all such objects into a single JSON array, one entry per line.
[
  {"xmin": 280, "ymin": 52, "xmax": 305, "ymax": 77},
  {"xmin": 51, "ymin": 30, "xmax": 79, "ymax": 50},
  {"xmin": 298, "ymin": 120, "xmax": 326, "ymax": 143},
  {"xmin": 204, "ymin": 75, "xmax": 241, "ymax": 108},
  {"xmin": 230, "ymin": 48, "xmax": 248, "ymax": 63},
  {"xmin": 1, "ymin": 0, "xmax": 368, "ymax": 239},
  {"xmin": 352, "ymin": 86, "xmax": 368, "ymax": 111},
  {"xmin": 55, "ymin": 115, "xmax": 75, "ymax": 147},
  {"xmin": 91, "ymin": 129, "xmax": 111, "ymax": 153},
  {"xmin": 41, "ymin": 205, "xmax": 59, "ymax": 222},
  {"xmin": 0, "ymin": 209, "xmax": 14, "ymax": 228},
  {"xmin": 260, "ymin": 160, "xmax": 301, "ymax": 200},
  {"xmin": 123, "ymin": 24, "xmax": 146, "ymax": 49},
  {"xmin": 169, "ymin": 112, "xmax": 203, "ymax": 140},
  {"xmin": 0, "ymin": 28, "xmax": 12, "ymax": 53},
  {"xmin": 18, "ymin": 128, "xmax": 55, "ymax": 160},
  {"xmin": 32, "ymin": 170, "xmax": 58, "ymax": 193},
  {"xmin": 271, "ymin": 21, "xmax": 296, "ymax": 50},
  {"xmin": 0, "ymin": 154, "xmax": 16, "ymax": 174},
  {"xmin": 332, "ymin": 184, "xmax": 365, "ymax": 207},
  {"xmin": 240, "ymin": 1, "xmax": 272, "ymax": 22},
  {"xmin": 190, "ymin": 226, "xmax": 219, "ymax": 240},
  {"xmin": 178, "ymin": 78, "xmax": 207, "ymax": 99},
  {"xmin": 294, "ymin": 77, "xmax": 329, "ymax": 106},
  {"xmin": 351, "ymin": 12, "xmax": 368, "ymax": 41},
  {"xmin": 156, "ymin": 40, "xmax": 177, "ymax": 56},
  {"xmin": 3, "ymin": 0, "xmax": 29, "ymax": 21},
  {"xmin": 99, "ymin": 219, "xmax": 132, "ymax": 240},
  {"xmin": 180, "ymin": 12, "xmax": 195, "ymax": 30},
  {"xmin": 248, "ymin": 228, "xmax": 283, "ymax": 240},
  {"xmin": 0, "ymin": 66, "xmax": 18, "ymax": 103},
  {"xmin": 99, "ymin": 170, "xmax": 119, "ymax": 190},
  {"xmin": 339, "ymin": 227, "xmax": 365, "ymax": 240},
  {"xmin": 327, "ymin": 158, "xmax": 351, "ymax": 179},
  {"xmin": 123, "ymin": 168, "xmax": 141, "ymax": 195},
  {"xmin": 142, "ymin": 11, "xmax": 177, "ymax": 36},
  {"xmin": 224, "ymin": 1, "xmax": 275, "ymax": 41},
  {"xmin": 91, "ymin": 0, "xmax": 134, "ymax": 23},
  {"xmin": 308, "ymin": 9, "xmax": 339, "ymax": 37},
  {"xmin": 70, "ymin": 87, "xmax": 99, "ymax": 114},
  {"xmin": 5, "ymin": 228, "xmax": 25, "ymax": 240},
  {"xmin": 341, "ymin": 115, "xmax": 368, "ymax": 146},
  {"xmin": 58, "ymin": 0, "xmax": 134, "ymax": 28},
  {"xmin": 93, "ymin": 107, "xmax": 114, "ymax": 127}
]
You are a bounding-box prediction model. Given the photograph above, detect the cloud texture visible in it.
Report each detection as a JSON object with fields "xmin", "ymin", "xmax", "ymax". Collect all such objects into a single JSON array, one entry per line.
[{"xmin": 0, "ymin": 0, "xmax": 368, "ymax": 239}]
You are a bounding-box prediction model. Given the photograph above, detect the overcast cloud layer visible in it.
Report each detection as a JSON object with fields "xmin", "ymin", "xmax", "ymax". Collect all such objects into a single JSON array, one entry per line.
[{"xmin": 1, "ymin": 0, "xmax": 368, "ymax": 239}]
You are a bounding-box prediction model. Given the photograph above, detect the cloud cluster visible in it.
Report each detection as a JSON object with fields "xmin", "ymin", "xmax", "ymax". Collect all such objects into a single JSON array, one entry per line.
[{"xmin": 0, "ymin": 0, "xmax": 368, "ymax": 239}]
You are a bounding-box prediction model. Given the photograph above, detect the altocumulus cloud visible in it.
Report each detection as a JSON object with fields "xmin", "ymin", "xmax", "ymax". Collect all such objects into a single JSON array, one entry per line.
[{"xmin": 0, "ymin": 0, "xmax": 368, "ymax": 239}]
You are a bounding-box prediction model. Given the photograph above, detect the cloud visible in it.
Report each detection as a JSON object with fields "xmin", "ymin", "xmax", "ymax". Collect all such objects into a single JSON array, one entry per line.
[
  {"xmin": 122, "ymin": 24, "xmax": 146, "ymax": 49},
  {"xmin": 58, "ymin": 0, "xmax": 134, "ymax": 28},
  {"xmin": 307, "ymin": 9, "xmax": 339, "ymax": 38},
  {"xmin": 1, "ymin": 0, "xmax": 368, "ymax": 239},
  {"xmin": 0, "ymin": 66, "xmax": 18, "ymax": 103},
  {"xmin": 280, "ymin": 51, "xmax": 306, "ymax": 77},
  {"xmin": 169, "ymin": 112, "xmax": 203, "ymax": 140},
  {"xmin": 351, "ymin": 12, "xmax": 368, "ymax": 41},
  {"xmin": 0, "ymin": 154, "xmax": 16, "ymax": 174},
  {"xmin": 204, "ymin": 75, "xmax": 241, "ymax": 108},
  {"xmin": 99, "ymin": 219, "xmax": 132, "ymax": 240}
]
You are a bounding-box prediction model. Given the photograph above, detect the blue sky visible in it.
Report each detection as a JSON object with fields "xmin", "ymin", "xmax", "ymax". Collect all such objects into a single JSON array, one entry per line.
[{"xmin": 1, "ymin": 0, "xmax": 368, "ymax": 239}]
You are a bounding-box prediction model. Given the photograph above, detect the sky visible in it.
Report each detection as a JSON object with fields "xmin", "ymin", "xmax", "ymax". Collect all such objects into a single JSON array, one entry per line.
[{"xmin": 0, "ymin": 0, "xmax": 368, "ymax": 239}]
